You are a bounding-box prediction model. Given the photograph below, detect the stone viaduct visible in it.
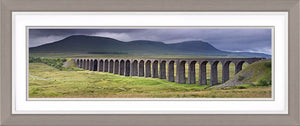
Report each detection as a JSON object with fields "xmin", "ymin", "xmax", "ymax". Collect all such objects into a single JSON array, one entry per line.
[{"xmin": 74, "ymin": 58, "xmax": 264, "ymax": 86}]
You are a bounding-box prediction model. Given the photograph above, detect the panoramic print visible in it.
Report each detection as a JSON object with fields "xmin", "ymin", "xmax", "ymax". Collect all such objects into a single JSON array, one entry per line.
[{"xmin": 28, "ymin": 28, "xmax": 272, "ymax": 98}]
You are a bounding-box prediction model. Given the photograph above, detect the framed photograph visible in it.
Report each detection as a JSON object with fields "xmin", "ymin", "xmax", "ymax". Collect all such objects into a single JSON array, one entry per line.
[{"xmin": 1, "ymin": 0, "xmax": 299, "ymax": 126}]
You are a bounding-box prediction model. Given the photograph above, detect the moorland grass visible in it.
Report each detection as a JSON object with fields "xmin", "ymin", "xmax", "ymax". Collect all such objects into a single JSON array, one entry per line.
[{"xmin": 29, "ymin": 63, "xmax": 271, "ymax": 98}]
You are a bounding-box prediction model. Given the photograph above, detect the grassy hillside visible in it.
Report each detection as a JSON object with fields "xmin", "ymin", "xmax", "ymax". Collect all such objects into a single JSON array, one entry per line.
[
  {"xmin": 29, "ymin": 62, "xmax": 271, "ymax": 98},
  {"xmin": 217, "ymin": 60, "xmax": 272, "ymax": 88}
]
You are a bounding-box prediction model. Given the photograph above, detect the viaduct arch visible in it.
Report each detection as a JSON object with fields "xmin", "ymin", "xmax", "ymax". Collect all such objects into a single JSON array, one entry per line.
[{"xmin": 74, "ymin": 58, "xmax": 264, "ymax": 86}]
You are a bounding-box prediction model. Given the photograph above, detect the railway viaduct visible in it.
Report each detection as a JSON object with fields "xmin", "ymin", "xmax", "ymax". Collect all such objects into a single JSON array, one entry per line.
[{"xmin": 74, "ymin": 58, "xmax": 264, "ymax": 86}]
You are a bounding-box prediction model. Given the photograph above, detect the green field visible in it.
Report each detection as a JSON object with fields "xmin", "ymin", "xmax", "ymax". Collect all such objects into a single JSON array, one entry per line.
[{"xmin": 29, "ymin": 62, "xmax": 271, "ymax": 98}]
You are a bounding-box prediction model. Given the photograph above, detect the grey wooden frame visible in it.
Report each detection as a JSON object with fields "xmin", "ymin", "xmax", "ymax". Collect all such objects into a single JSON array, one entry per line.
[{"xmin": 1, "ymin": 0, "xmax": 299, "ymax": 126}]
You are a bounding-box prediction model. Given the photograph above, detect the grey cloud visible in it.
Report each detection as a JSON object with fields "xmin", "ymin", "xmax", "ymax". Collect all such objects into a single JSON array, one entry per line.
[{"xmin": 29, "ymin": 28, "xmax": 272, "ymax": 55}]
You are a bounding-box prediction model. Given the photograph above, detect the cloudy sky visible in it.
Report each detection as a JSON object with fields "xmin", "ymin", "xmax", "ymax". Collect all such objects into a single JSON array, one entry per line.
[{"xmin": 29, "ymin": 28, "xmax": 272, "ymax": 55}]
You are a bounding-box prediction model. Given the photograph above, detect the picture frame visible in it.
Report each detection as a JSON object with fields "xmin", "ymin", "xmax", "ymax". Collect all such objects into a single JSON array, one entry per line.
[
  {"xmin": 1, "ymin": 0, "xmax": 299, "ymax": 126},
  {"xmin": 13, "ymin": 12, "xmax": 284, "ymax": 114}
]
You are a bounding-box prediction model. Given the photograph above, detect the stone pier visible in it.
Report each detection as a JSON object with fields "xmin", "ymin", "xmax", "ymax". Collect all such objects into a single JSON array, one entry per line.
[
  {"xmin": 176, "ymin": 60, "xmax": 186, "ymax": 84},
  {"xmin": 130, "ymin": 60, "xmax": 138, "ymax": 76},
  {"xmin": 159, "ymin": 61, "xmax": 166, "ymax": 79},
  {"xmin": 152, "ymin": 60, "xmax": 158, "ymax": 78},
  {"xmin": 125, "ymin": 60, "xmax": 130, "ymax": 76},
  {"xmin": 235, "ymin": 61, "xmax": 245, "ymax": 74},
  {"xmin": 138, "ymin": 60, "xmax": 144, "ymax": 77},
  {"xmin": 167, "ymin": 61, "xmax": 175, "ymax": 82},
  {"xmin": 98, "ymin": 60, "xmax": 103, "ymax": 72},
  {"xmin": 222, "ymin": 61, "xmax": 231, "ymax": 83},
  {"xmin": 104, "ymin": 60, "xmax": 108, "ymax": 72},
  {"xmin": 114, "ymin": 60, "xmax": 119, "ymax": 74},
  {"xmin": 210, "ymin": 61, "xmax": 219, "ymax": 86},
  {"xmin": 119, "ymin": 60, "xmax": 124, "ymax": 75},
  {"xmin": 109, "ymin": 60, "xmax": 114, "ymax": 73},
  {"xmin": 187, "ymin": 61, "xmax": 196, "ymax": 84},
  {"xmin": 82, "ymin": 60, "xmax": 85, "ymax": 69},
  {"xmin": 145, "ymin": 60, "xmax": 151, "ymax": 77}
]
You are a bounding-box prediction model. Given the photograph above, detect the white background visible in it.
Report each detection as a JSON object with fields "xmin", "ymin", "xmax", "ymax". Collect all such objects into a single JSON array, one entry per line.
[{"xmin": 12, "ymin": 12, "xmax": 288, "ymax": 114}]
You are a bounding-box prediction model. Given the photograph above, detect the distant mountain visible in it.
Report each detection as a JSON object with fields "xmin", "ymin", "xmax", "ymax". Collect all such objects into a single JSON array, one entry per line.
[{"xmin": 29, "ymin": 35, "xmax": 271, "ymax": 58}]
